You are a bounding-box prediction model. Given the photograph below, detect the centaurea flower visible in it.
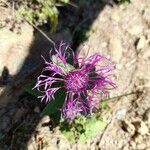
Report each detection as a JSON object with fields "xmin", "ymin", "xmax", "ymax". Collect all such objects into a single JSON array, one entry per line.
[{"xmin": 34, "ymin": 42, "xmax": 116, "ymax": 120}]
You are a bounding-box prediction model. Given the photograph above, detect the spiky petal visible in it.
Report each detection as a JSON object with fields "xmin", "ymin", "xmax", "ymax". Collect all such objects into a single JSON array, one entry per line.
[{"xmin": 34, "ymin": 41, "xmax": 116, "ymax": 120}]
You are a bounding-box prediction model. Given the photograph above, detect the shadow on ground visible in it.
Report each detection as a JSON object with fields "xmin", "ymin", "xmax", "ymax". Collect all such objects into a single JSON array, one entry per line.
[{"xmin": 0, "ymin": 0, "xmax": 114, "ymax": 149}]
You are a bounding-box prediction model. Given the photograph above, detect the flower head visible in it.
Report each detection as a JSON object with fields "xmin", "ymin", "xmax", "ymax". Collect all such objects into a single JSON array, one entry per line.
[{"xmin": 34, "ymin": 41, "xmax": 116, "ymax": 120}]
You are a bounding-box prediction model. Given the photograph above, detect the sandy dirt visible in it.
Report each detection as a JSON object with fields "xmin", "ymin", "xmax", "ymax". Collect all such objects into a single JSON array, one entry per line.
[{"xmin": 0, "ymin": 0, "xmax": 150, "ymax": 149}]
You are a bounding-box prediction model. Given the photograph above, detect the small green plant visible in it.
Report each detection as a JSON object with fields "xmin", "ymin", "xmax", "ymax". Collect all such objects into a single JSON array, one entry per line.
[
  {"xmin": 24, "ymin": 82, "xmax": 107, "ymax": 142},
  {"xmin": 15, "ymin": 0, "xmax": 69, "ymax": 32},
  {"xmin": 60, "ymin": 115, "xmax": 106, "ymax": 143}
]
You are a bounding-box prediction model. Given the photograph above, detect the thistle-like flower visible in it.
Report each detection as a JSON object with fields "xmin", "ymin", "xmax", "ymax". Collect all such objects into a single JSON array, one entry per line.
[{"xmin": 34, "ymin": 42, "xmax": 116, "ymax": 120}]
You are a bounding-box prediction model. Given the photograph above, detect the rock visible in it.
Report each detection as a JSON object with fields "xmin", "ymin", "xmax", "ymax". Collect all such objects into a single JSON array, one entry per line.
[
  {"xmin": 36, "ymin": 115, "xmax": 51, "ymax": 130},
  {"xmin": 0, "ymin": 23, "xmax": 34, "ymax": 75},
  {"xmin": 0, "ymin": 22, "xmax": 53, "ymax": 107},
  {"xmin": 136, "ymin": 36, "xmax": 146, "ymax": 50},
  {"xmin": 128, "ymin": 25, "xmax": 143, "ymax": 35},
  {"xmin": 115, "ymin": 107, "xmax": 127, "ymax": 120},
  {"xmin": 138, "ymin": 121, "xmax": 149, "ymax": 135},
  {"xmin": 34, "ymin": 106, "xmax": 40, "ymax": 113},
  {"xmin": 40, "ymin": 115, "xmax": 50, "ymax": 124}
]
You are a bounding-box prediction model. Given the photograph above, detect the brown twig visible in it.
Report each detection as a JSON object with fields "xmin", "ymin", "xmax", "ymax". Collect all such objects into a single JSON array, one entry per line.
[
  {"xmin": 103, "ymin": 90, "xmax": 143, "ymax": 102},
  {"xmin": 24, "ymin": 18, "xmax": 55, "ymax": 46}
]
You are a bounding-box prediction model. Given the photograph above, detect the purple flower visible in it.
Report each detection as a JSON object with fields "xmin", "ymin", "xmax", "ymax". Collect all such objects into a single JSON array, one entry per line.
[{"xmin": 34, "ymin": 41, "xmax": 116, "ymax": 120}]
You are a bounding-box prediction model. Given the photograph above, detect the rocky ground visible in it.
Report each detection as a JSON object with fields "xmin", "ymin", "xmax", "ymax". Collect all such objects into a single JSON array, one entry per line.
[{"xmin": 0, "ymin": 0, "xmax": 150, "ymax": 149}]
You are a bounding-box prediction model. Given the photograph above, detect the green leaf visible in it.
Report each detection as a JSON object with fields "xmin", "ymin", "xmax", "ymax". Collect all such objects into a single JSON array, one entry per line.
[
  {"xmin": 101, "ymin": 101, "xmax": 109, "ymax": 110},
  {"xmin": 61, "ymin": 115, "xmax": 106, "ymax": 143},
  {"xmin": 63, "ymin": 130, "xmax": 75, "ymax": 141},
  {"xmin": 79, "ymin": 134, "xmax": 86, "ymax": 143},
  {"xmin": 50, "ymin": 111, "xmax": 61, "ymax": 124},
  {"xmin": 41, "ymin": 89, "xmax": 66, "ymax": 116},
  {"xmin": 47, "ymin": 6, "xmax": 58, "ymax": 32},
  {"xmin": 80, "ymin": 116, "xmax": 106, "ymax": 141},
  {"xmin": 52, "ymin": 55, "xmax": 74, "ymax": 72},
  {"xmin": 24, "ymin": 82, "xmax": 42, "ymax": 97}
]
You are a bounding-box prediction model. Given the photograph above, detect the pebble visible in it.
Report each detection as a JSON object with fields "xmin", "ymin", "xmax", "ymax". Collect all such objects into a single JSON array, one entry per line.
[
  {"xmin": 115, "ymin": 107, "xmax": 127, "ymax": 120},
  {"xmin": 136, "ymin": 36, "xmax": 146, "ymax": 50},
  {"xmin": 138, "ymin": 121, "xmax": 149, "ymax": 135},
  {"xmin": 36, "ymin": 115, "xmax": 51, "ymax": 130},
  {"xmin": 34, "ymin": 106, "xmax": 40, "ymax": 113}
]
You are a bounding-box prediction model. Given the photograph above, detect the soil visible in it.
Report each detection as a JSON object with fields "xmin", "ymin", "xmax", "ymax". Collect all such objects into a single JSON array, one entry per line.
[{"xmin": 0, "ymin": 0, "xmax": 150, "ymax": 150}]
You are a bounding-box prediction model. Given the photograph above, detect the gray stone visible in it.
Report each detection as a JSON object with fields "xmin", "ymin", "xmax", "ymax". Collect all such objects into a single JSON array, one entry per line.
[
  {"xmin": 40, "ymin": 115, "xmax": 51, "ymax": 124},
  {"xmin": 115, "ymin": 107, "xmax": 127, "ymax": 120}
]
